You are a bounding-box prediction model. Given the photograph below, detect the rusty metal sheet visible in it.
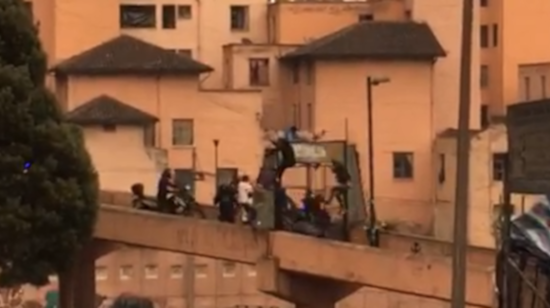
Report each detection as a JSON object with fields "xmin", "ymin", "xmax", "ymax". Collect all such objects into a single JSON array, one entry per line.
[{"xmin": 507, "ymin": 100, "xmax": 550, "ymax": 193}]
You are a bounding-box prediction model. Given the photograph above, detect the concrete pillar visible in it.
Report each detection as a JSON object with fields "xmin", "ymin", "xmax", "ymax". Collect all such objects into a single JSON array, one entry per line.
[
  {"xmin": 256, "ymin": 258, "xmax": 359, "ymax": 307},
  {"xmin": 74, "ymin": 247, "xmax": 96, "ymax": 308}
]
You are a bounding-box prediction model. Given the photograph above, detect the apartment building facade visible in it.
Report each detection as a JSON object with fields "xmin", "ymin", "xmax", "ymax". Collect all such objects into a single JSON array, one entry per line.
[
  {"xmin": 18, "ymin": 0, "xmax": 493, "ymax": 306},
  {"xmin": 480, "ymin": 0, "xmax": 550, "ymax": 118}
]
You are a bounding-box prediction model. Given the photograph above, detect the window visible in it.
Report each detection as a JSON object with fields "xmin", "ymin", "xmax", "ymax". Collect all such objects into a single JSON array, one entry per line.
[
  {"xmin": 492, "ymin": 153, "xmax": 507, "ymax": 181},
  {"xmin": 217, "ymin": 168, "xmax": 238, "ymax": 186},
  {"xmin": 119, "ymin": 5, "xmax": 156, "ymax": 29},
  {"xmin": 95, "ymin": 266, "xmax": 108, "ymax": 281},
  {"xmin": 438, "ymin": 153, "xmax": 446, "ymax": 184},
  {"xmin": 169, "ymin": 49, "xmax": 192, "ymax": 57},
  {"xmin": 162, "ymin": 5, "xmax": 176, "ymax": 29},
  {"xmin": 305, "ymin": 62, "xmax": 313, "ymax": 85},
  {"xmin": 246, "ymin": 265, "xmax": 256, "ymax": 277},
  {"xmin": 102, "ymin": 124, "xmax": 117, "ymax": 132},
  {"xmin": 249, "ymin": 58, "xmax": 269, "ymax": 86},
  {"xmin": 195, "ymin": 263, "xmax": 208, "ymax": 279},
  {"xmin": 392, "ymin": 152, "xmax": 414, "ymax": 179},
  {"xmin": 144, "ymin": 265, "xmax": 158, "ymax": 279},
  {"xmin": 542, "ymin": 75, "xmax": 547, "ymax": 98},
  {"xmin": 119, "ymin": 265, "xmax": 133, "ymax": 281},
  {"xmin": 524, "ymin": 76, "xmax": 531, "ymax": 100},
  {"xmin": 172, "ymin": 119, "xmax": 194, "ymax": 145},
  {"xmin": 480, "ymin": 0, "xmax": 488, "ymax": 7},
  {"xmin": 405, "ymin": 9, "xmax": 412, "ymax": 19},
  {"xmin": 480, "ymin": 65, "xmax": 489, "ymax": 87},
  {"xmin": 177, "ymin": 5, "xmax": 192, "ymax": 19},
  {"xmin": 480, "ymin": 25, "xmax": 489, "ymax": 48},
  {"xmin": 143, "ymin": 125, "xmax": 155, "ymax": 147},
  {"xmin": 480, "ymin": 104, "xmax": 489, "ymax": 128},
  {"xmin": 221, "ymin": 261, "xmax": 236, "ymax": 278},
  {"xmin": 292, "ymin": 63, "xmax": 300, "ymax": 84},
  {"xmin": 492, "ymin": 24, "xmax": 498, "ymax": 47},
  {"xmin": 169, "ymin": 265, "xmax": 184, "ymax": 279},
  {"xmin": 230, "ymin": 6, "xmax": 249, "ymax": 31},
  {"xmin": 358, "ymin": 14, "xmax": 373, "ymax": 21}
]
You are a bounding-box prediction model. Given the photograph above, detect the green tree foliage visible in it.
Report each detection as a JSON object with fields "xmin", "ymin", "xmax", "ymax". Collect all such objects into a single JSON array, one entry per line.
[{"xmin": 0, "ymin": 0, "xmax": 99, "ymax": 286}]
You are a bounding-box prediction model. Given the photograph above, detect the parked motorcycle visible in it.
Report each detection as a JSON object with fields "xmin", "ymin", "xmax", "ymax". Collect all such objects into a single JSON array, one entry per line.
[{"xmin": 130, "ymin": 183, "xmax": 206, "ymax": 219}]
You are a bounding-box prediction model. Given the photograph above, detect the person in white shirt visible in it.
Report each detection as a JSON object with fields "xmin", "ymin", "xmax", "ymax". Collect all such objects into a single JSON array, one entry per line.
[{"xmin": 237, "ymin": 175, "xmax": 254, "ymax": 223}]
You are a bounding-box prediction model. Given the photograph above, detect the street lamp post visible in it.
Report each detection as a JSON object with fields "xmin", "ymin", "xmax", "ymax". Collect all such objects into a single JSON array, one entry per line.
[
  {"xmin": 213, "ymin": 139, "xmax": 220, "ymax": 189},
  {"xmin": 366, "ymin": 76, "xmax": 390, "ymax": 247}
]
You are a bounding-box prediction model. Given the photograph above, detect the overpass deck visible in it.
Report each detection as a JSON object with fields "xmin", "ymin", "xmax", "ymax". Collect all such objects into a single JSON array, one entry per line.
[{"xmin": 96, "ymin": 204, "xmax": 494, "ymax": 307}]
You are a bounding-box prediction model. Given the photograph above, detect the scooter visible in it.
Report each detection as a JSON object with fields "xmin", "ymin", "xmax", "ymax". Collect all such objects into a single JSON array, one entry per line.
[
  {"xmin": 170, "ymin": 186, "xmax": 206, "ymax": 219},
  {"xmin": 130, "ymin": 183, "xmax": 206, "ymax": 219}
]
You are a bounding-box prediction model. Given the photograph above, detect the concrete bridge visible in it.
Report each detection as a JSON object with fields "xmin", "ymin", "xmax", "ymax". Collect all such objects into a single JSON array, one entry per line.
[{"xmin": 59, "ymin": 192, "xmax": 495, "ymax": 308}]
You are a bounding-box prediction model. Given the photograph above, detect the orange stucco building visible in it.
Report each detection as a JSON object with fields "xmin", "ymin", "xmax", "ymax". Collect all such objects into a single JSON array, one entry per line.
[
  {"xmin": 20, "ymin": 0, "xmax": 546, "ymax": 305},
  {"xmin": 480, "ymin": 0, "xmax": 550, "ymax": 117}
]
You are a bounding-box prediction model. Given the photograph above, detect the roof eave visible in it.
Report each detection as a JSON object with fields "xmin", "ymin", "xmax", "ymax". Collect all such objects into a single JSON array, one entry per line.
[
  {"xmin": 68, "ymin": 118, "xmax": 159, "ymax": 126},
  {"xmin": 280, "ymin": 53, "xmax": 445, "ymax": 62},
  {"xmin": 52, "ymin": 67, "xmax": 213, "ymax": 76}
]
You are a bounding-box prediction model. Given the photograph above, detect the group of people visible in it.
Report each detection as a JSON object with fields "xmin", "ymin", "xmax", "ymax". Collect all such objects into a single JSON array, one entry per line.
[
  {"xmin": 153, "ymin": 126, "xmax": 353, "ymax": 228},
  {"xmin": 214, "ymin": 175, "xmax": 256, "ymax": 224}
]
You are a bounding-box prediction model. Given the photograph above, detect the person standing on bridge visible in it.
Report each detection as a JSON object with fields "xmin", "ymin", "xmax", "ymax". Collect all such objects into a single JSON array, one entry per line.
[
  {"xmin": 157, "ymin": 168, "xmax": 178, "ymax": 213},
  {"xmin": 238, "ymin": 175, "xmax": 255, "ymax": 224},
  {"xmin": 326, "ymin": 159, "xmax": 351, "ymax": 214},
  {"xmin": 214, "ymin": 181, "xmax": 237, "ymax": 223}
]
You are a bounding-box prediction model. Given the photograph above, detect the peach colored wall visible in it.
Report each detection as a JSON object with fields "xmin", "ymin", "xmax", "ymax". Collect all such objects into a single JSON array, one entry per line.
[
  {"xmin": 435, "ymin": 126, "xmax": 542, "ymax": 248},
  {"xmin": 83, "ymin": 126, "xmax": 163, "ymax": 196},
  {"xmin": 66, "ymin": 76, "xmax": 263, "ymax": 203},
  {"xmin": 480, "ymin": 0, "xmax": 550, "ymax": 114},
  {"xmin": 223, "ymin": 44, "xmax": 299, "ymax": 128},
  {"xmin": 30, "ymin": 0, "xmax": 269, "ymax": 88},
  {"xmin": 412, "ymin": 0, "xmax": 481, "ymax": 131},
  {"xmin": 269, "ymin": 0, "xmax": 409, "ymax": 45},
  {"xmin": 500, "ymin": 0, "xmax": 550, "ymax": 107},
  {"xmin": 479, "ymin": 1, "xmax": 503, "ymax": 116},
  {"xmin": 313, "ymin": 60, "xmax": 437, "ymax": 234}
]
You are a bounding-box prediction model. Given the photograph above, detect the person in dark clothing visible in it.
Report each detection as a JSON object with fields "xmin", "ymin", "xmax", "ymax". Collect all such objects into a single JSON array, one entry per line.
[
  {"xmin": 283, "ymin": 126, "xmax": 299, "ymax": 142},
  {"xmin": 300, "ymin": 189, "xmax": 316, "ymax": 219},
  {"xmin": 214, "ymin": 183, "xmax": 237, "ymax": 223},
  {"xmin": 326, "ymin": 159, "xmax": 351, "ymax": 213},
  {"xmin": 157, "ymin": 168, "xmax": 178, "ymax": 213},
  {"xmin": 273, "ymin": 138, "xmax": 296, "ymax": 183}
]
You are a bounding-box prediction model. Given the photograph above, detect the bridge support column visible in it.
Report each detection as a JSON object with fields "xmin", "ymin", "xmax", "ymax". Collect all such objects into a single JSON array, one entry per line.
[
  {"xmin": 59, "ymin": 240, "xmax": 116, "ymax": 308},
  {"xmin": 256, "ymin": 258, "xmax": 359, "ymax": 308}
]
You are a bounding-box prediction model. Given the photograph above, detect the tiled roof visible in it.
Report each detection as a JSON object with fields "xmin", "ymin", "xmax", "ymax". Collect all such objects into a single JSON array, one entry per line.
[
  {"xmin": 281, "ymin": 21, "xmax": 446, "ymax": 60},
  {"xmin": 67, "ymin": 95, "xmax": 158, "ymax": 125},
  {"xmin": 53, "ymin": 35, "xmax": 213, "ymax": 75}
]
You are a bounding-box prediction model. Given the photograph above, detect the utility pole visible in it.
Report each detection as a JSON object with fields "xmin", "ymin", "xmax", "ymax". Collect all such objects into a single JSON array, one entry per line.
[
  {"xmin": 451, "ymin": 0, "xmax": 474, "ymax": 305},
  {"xmin": 365, "ymin": 76, "xmax": 389, "ymax": 247}
]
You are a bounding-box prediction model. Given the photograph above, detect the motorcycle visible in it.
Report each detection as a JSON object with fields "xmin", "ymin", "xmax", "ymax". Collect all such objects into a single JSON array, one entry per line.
[
  {"xmin": 171, "ymin": 186, "xmax": 206, "ymax": 219},
  {"xmin": 130, "ymin": 183, "xmax": 206, "ymax": 219}
]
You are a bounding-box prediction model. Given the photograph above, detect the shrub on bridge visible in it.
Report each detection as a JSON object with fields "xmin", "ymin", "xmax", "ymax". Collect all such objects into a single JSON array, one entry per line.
[{"xmin": 0, "ymin": 0, "xmax": 99, "ymax": 286}]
